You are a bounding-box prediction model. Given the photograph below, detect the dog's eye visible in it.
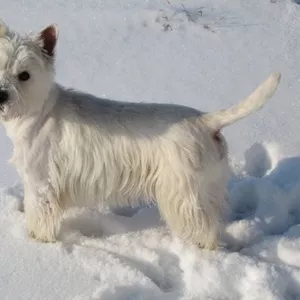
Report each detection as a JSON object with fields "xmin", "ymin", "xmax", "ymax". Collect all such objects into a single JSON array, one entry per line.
[{"xmin": 18, "ymin": 71, "xmax": 30, "ymax": 82}]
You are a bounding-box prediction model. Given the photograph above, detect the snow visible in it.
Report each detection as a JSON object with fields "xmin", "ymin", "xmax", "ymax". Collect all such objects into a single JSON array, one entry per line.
[{"xmin": 1, "ymin": 0, "xmax": 300, "ymax": 299}]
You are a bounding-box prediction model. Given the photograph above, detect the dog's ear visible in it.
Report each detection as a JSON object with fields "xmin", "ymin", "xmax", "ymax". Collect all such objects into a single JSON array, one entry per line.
[
  {"xmin": 37, "ymin": 24, "xmax": 58, "ymax": 57},
  {"xmin": 0, "ymin": 20, "xmax": 11, "ymax": 38},
  {"xmin": 0, "ymin": 23, "xmax": 6, "ymax": 38}
]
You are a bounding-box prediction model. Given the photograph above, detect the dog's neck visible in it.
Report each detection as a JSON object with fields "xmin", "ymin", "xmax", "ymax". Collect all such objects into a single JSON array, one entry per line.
[{"xmin": 2, "ymin": 83, "xmax": 59, "ymax": 144}]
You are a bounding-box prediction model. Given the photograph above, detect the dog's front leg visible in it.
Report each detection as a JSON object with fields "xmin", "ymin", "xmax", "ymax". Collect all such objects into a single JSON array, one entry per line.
[{"xmin": 24, "ymin": 182, "xmax": 63, "ymax": 243}]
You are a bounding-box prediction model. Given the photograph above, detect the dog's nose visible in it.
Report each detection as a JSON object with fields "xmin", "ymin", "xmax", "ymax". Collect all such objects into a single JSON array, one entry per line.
[{"xmin": 0, "ymin": 90, "xmax": 9, "ymax": 103}]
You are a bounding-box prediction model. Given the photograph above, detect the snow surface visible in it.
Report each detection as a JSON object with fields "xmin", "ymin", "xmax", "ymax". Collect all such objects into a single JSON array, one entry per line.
[{"xmin": 1, "ymin": 0, "xmax": 300, "ymax": 299}]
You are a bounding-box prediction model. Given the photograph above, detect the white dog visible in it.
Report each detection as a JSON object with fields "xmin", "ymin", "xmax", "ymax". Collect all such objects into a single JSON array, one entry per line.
[{"xmin": 0, "ymin": 22, "xmax": 281, "ymax": 249}]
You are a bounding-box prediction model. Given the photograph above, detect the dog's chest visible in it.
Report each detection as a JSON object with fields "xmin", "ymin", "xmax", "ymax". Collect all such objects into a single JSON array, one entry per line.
[{"xmin": 5, "ymin": 118, "xmax": 46, "ymax": 176}]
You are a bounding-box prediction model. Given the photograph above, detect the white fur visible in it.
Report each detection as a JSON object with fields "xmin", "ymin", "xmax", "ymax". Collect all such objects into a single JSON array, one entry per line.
[{"xmin": 0, "ymin": 22, "xmax": 281, "ymax": 249}]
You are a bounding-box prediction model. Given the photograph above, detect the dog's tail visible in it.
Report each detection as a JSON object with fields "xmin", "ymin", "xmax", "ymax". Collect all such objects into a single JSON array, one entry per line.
[{"xmin": 203, "ymin": 72, "xmax": 281, "ymax": 131}]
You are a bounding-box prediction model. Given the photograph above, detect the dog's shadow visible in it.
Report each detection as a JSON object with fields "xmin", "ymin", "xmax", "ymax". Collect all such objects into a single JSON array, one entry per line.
[
  {"xmin": 59, "ymin": 205, "xmax": 185, "ymax": 298},
  {"xmin": 61, "ymin": 204, "xmax": 164, "ymax": 240}
]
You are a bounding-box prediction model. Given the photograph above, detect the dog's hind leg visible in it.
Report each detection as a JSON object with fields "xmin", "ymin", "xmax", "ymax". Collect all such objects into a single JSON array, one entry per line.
[{"xmin": 155, "ymin": 172, "xmax": 226, "ymax": 250}]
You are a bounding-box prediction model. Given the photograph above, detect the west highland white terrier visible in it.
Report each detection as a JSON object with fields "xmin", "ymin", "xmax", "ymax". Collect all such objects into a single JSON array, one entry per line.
[{"xmin": 0, "ymin": 22, "xmax": 281, "ymax": 249}]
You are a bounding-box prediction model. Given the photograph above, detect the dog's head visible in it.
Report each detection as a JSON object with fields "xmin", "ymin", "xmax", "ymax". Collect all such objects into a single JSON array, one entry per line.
[{"xmin": 0, "ymin": 22, "xmax": 58, "ymax": 120}]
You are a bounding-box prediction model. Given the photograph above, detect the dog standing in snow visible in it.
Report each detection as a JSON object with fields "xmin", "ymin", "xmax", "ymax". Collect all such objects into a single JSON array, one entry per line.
[{"xmin": 0, "ymin": 22, "xmax": 281, "ymax": 249}]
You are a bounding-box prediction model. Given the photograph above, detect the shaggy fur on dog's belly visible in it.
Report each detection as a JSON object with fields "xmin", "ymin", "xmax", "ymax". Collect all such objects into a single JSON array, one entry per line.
[{"xmin": 51, "ymin": 90, "xmax": 229, "ymax": 213}]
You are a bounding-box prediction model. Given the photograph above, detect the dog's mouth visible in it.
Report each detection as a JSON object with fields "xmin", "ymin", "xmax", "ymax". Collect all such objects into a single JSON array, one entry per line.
[
  {"xmin": 0, "ymin": 89, "xmax": 9, "ymax": 105},
  {"xmin": 0, "ymin": 101, "xmax": 8, "ymax": 111},
  {"xmin": 0, "ymin": 100, "xmax": 12, "ymax": 115}
]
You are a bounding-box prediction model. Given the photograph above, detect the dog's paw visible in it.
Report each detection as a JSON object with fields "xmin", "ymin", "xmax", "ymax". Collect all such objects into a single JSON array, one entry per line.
[
  {"xmin": 197, "ymin": 242, "xmax": 218, "ymax": 251},
  {"xmin": 29, "ymin": 229, "xmax": 57, "ymax": 243},
  {"xmin": 26, "ymin": 214, "xmax": 60, "ymax": 243},
  {"xmin": 24, "ymin": 196, "xmax": 62, "ymax": 243}
]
